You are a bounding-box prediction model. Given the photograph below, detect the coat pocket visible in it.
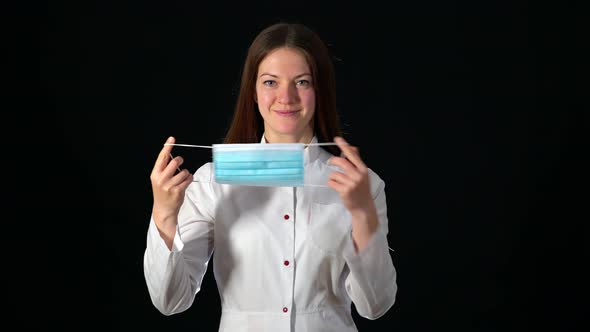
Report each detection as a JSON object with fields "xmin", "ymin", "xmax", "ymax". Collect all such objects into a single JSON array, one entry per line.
[{"xmin": 308, "ymin": 202, "xmax": 352, "ymax": 255}]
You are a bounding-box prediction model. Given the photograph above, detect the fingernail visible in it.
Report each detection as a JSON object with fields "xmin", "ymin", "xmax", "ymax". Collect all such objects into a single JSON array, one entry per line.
[{"xmin": 167, "ymin": 136, "xmax": 173, "ymax": 143}]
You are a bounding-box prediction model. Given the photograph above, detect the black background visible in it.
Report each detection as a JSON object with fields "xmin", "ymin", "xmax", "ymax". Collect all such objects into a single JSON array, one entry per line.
[{"xmin": 8, "ymin": 1, "xmax": 588, "ymax": 331}]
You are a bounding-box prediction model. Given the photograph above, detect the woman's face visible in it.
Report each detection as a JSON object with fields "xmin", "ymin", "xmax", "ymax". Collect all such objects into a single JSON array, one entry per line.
[{"xmin": 255, "ymin": 47, "xmax": 315, "ymax": 142}]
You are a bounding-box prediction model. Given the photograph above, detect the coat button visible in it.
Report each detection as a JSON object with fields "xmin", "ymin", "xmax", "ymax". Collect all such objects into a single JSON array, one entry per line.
[
  {"xmin": 284, "ymin": 214, "xmax": 290, "ymax": 220},
  {"xmin": 283, "ymin": 307, "xmax": 288, "ymax": 313},
  {"xmin": 284, "ymin": 260, "xmax": 290, "ymax": 266}
]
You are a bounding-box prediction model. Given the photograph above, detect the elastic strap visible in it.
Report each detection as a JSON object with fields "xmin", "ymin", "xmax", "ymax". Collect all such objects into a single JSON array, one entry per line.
[{"xmin": 163, "ymin": 142, "xmax": 339, "ymax": 148}]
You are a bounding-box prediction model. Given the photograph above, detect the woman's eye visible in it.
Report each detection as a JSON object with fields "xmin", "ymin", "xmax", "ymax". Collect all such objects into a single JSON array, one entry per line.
[
  {"xmin": 297, "ymin": 80, "xmax": 310, "ymax": 86},
  {"xmin": 263, "ymin": 80, "xmax": 276, "ymax": 87}
]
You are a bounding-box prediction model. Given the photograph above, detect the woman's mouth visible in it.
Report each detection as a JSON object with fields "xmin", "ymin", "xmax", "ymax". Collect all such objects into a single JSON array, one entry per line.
[{"xmin": 274, "ymin": 110, "xmax": 300, "ymax": 117}]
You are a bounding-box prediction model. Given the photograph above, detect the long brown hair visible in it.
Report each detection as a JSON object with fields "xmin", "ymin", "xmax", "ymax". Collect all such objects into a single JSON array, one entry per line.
[{"xmin": 223, "ymin": 22, "xmax": 342, "ymax": 156}]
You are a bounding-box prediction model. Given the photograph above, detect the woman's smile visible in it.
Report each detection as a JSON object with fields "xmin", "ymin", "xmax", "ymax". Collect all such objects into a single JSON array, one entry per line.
[{"xmin": 274, "ymin": 110, "xmax": 301, "ymax": 117}]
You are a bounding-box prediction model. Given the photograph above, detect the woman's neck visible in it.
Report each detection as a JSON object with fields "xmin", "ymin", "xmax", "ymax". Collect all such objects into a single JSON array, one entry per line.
[{"xmin": 264, "ymin": 129, "xmax": 314, "ymax": 144}]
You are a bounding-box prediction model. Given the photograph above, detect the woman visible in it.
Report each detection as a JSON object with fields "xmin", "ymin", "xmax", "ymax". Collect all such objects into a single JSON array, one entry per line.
[{"xmin": 144, "ymin": 22, "xmax": 397, "ymax": 331}]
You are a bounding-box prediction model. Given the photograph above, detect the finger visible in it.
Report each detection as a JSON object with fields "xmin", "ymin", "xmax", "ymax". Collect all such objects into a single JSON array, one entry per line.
[
  {"xmin": 341, "ymin": 145, "xmax": 359, "ymax": 156},
  {"xmin": 329, "ymin": 156, "xmax": 359, "ymax": 176},
  {"xmin": 329, "ymin": 170, "xmax": 355, "ymax": 187},
  {"xmin": 168, "ymin": 169, "xmax": 191, "ymax": 187},
  {"xmin": 169, "ymin": 152, "xmax": 182, "ymax": 174},
  {"xmin": 161, "ymin": 156, "xmax": 185, "ymax": 180},
  {"xmin": 334, "ymin": 136, "xmax": 366, "ymax": 169},
  {"xmin": 155, "ymin": 136, "xmax": 176, "ymax": 171},
  {"xmin": 327, "ymin": 178, "xmax": 347, "ymax": 193},
  {"xmin": 334, "ymin": 136, "xmax": 364, "ymax": 166},
  {"xmin": 178, "ymin": 171, "xmax": 194, "ymax": 191}
]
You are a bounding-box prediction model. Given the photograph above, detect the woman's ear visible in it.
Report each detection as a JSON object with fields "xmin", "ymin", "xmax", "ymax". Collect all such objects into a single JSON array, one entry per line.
[{"xmin": 254, "ymin": 94, "xmax": 258, "ymax": 103}]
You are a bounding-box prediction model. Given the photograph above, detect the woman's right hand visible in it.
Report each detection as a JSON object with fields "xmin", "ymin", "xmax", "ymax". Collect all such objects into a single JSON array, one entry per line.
[{"xmin": 150, "ymin": 136, "xmax": 193, "ymax": 240}]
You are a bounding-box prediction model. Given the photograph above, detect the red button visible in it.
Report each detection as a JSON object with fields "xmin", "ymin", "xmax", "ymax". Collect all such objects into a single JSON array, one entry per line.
[
  {"xmin": 283, "ymin": 260, "xmax": 290, "ymax": 266},
  {"xmin": 283, "ymin": 307, "xmax": 288, "ymax": 313},
  {"xmin": 284, "ymin": 214, "xmax": 290, "ymax": 220}
]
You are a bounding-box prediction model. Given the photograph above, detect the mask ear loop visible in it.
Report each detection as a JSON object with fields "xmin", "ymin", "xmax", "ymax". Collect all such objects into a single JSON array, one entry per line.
[
  {"xmin": 165, "ymin": 143, "xmax": 213, "ymax": 183},
  {"xmin": 164, "ymin": 143, "xmax": 213, "ymax": 149}
]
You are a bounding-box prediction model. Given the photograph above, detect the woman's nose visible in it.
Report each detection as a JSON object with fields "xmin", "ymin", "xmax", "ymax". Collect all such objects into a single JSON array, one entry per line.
[{"xmin": 277, "ymin": 83, "xmax": 298, "ymax": 104}]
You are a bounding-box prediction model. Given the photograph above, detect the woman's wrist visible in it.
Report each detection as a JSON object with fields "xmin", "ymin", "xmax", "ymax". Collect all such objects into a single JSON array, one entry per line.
[
  {"xmin": 350, "ymin": 207, "xmax": 378, "ymax": 252},
  {"xmin": 152, "ymin": 206, "xmax": 179, "ymax": 246}
]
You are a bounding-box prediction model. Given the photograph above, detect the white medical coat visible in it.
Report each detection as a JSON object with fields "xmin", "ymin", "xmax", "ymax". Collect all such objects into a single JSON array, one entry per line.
[{"xmin": 144, "ymin": 136, "xmax": 397, "ymax": 331}]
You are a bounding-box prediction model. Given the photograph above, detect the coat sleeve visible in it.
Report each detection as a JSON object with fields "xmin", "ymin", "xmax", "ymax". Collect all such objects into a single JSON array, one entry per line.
[
  {"xmin": 342, "ymin": 171, "xmax": 397, "ymax": 319},
  {"xmin": 143, "ymin": 163, "xmax": 216, "ymax": 315}
]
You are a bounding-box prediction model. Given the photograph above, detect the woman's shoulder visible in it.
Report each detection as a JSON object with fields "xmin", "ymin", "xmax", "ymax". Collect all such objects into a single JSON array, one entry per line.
[
  {"xmin": 193, "ymin": 162, "xmax": 213, "ymax": 182},
  {"xmin": 367, "ymin": 167, "xmax": 386, "ymax": 196}
]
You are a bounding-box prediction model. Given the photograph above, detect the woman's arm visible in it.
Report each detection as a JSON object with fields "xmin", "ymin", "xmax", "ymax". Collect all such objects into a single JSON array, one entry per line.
[
  {"xmin": 143, "ymin": 163, "xmax": 216, "ymax": 315},
  {"xmin": 343, "ymin": 181, "xmax": 397, "ymax": 319},
  {"xmin": 328, "ymin": 137, "xmax": 397, "ymax": 319}
]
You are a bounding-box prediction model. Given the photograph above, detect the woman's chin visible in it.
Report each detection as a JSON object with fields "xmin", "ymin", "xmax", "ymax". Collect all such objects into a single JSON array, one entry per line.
[{"xmin": 272, "ymin": 124, "xmax": 302, "ymax": 136}]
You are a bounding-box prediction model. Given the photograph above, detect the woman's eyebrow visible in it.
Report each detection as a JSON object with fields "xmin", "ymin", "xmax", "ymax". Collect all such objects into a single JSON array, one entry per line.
[{"xmin": 258, "ymin": 72, "xmax": 312, "ymax": 78}]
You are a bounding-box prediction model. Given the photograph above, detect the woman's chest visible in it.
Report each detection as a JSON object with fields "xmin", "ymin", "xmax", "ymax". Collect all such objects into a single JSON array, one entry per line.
[{"xmin": 213, "ymin": 186, "xmax": 352, "ymax": 255}]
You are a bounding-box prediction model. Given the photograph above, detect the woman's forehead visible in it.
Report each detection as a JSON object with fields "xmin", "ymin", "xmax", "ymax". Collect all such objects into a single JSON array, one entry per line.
[{"xmin": 258, "ymin": 48, "xmax": 311, "ymax": 76}]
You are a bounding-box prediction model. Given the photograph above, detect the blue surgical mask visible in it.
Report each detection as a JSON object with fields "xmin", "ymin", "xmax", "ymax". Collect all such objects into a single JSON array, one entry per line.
[
  {"xmin": 213, "ymin": 143, "xmax": 304, "ymax": 187},
  {"xmin": 165, "ymin": 141, "xmax": 338, "ymax": 187}
]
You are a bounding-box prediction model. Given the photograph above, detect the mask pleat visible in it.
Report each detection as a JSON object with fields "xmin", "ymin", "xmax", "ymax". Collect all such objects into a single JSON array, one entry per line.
[{"xmin": 212, "ymin": 143, "xmax": 305, "ymax": 187}]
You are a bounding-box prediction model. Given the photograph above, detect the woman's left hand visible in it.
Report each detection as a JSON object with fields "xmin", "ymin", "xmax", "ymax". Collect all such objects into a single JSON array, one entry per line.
[{"xmin": 328, "ymin": 136, "xmax": 376, "ymax": 217}]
